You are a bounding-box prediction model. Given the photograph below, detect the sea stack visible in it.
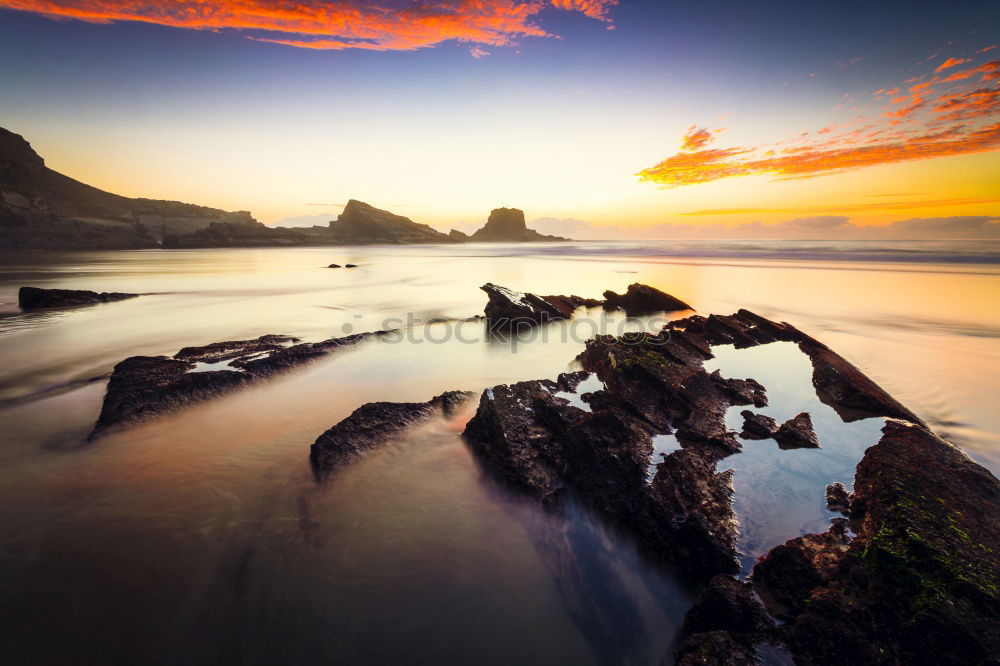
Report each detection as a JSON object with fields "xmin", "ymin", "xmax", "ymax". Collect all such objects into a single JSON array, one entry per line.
[{"xmin": 470, "ymin": 208, "xmax": 568, "ymax": 242}]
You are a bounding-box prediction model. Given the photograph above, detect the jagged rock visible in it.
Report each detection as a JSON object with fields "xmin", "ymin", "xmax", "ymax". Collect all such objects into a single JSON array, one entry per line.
[
  {"xmin": 774, "ymin": 412, "xmax": 820, "ymax": 449},
  {"xmin": 798, "ymin": 335, "xmax": 924, "ymax": 425},
  {"xmin": 310, "ymin": 390, "xmax": 474, "ymax": 477},
  {"xmin": 740, "ymin": 410, "xmax": 779, "ymax": 440},
  {"xmin": 752, "ymin": 519, "xmax": 851, "ymax": 618},
  {"xmin": 18, "ymin": 286, "xmax": 138, "ymax": 310},
  {"xmin": 602, "ymin": 283, "xmax": 693, "ymax": 314},
  {"xmin": 714, "ymin": 372, "xmax": 768, "ymax": 408},
  {"xmin": 91, "ymin": 331, "xmax": 389, "ymax": 439},
  {"xmin": 674, "ymin": 575, "xmax": 777, "ymax": 665},
  {"xmin": 825, "ymin": 482, "xmax": 850, "ymax": 514},
  {"xmin": 1, "ymin": 127, "xmax": 257, "ymax": 250},
  {"xmin": 465, "ymin": 327, "xmax": 744, "ymax": 579},
  {"xmin": 480, "ymin": 283, "xmax": 591, "ymax": 329},
  {"xmin": 469, "ymin": 207, "xmax": 568, "ymax": 242},
  {"xmin": 754, "ymin": 421, "xmax": 1000, "ymax": 664}
]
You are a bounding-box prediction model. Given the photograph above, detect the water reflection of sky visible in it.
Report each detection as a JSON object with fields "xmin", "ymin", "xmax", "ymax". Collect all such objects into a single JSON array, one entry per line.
[{"xmin": 705, "ymin": 342, "xmax": 885, "ymax": 574}]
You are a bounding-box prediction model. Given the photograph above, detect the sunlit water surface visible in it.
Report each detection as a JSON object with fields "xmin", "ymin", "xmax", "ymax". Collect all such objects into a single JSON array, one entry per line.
[{"xmin": 0, "ymin": 241, "xmax": 997, "ymax": 665}]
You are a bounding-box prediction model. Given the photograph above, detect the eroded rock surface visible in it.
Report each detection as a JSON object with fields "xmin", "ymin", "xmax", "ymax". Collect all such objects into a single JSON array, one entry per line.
[
  {"xmin": 480, "ymin": 283, "xmax": 601, "ymax": 329},
  {"xmin": 91, "ymin": 331, "xmax": 389, "ymax": 438},
  {"xmin": 753, "ymin": 421, "xmax": 1000, "ymax": 664},
  {"xmin": 602, "ymin": 283, "xmax": 693, "ymax": 313},
  {"xmin": 310, "ymin": 390, "xmax": 474, "ymax": 477},
  {"xmin": 18, "ymin": 286, "xmax": 138, "ymax": 310},
  {"xmin": 480, "ymin": 282, "xmax": 692, "ymax": 329},
  {"xmin": 774, "ymin": 412, "xmax": 820, "ymax": 449},
  {"xmin": 739, "ymin": 410, "xmax": 779, "ymax": 440}
]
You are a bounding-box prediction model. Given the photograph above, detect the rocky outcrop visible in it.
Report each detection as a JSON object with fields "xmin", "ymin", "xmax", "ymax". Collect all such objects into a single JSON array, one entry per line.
[
  {"xmin": 675, "ymin": 575, "xmax": 779, "ymax": 666},
  {"xmin": 751, "ymin": 421, "xmax": 1000, "ymax": 664},
  {"xmin": 469, "ymin": 207, "xmax": 568, "ymax": 242},
  {"xmin": 479, "ymin": 282, "xmax": 692, "ymax": 329},
  {"xmin": 825, "ymin": 482, "xmax": 850, "ymax": 514},
  {"xmin": 328, "ymin": 199, "xmax": 453, "ymax": 244},
  {"xmin": 480, "ymin": 283, "xmax": 602, "ymax": 329},
  {"xmin": 91, "ymin": 331, "xmax": 391, "ymax": 439},
  {"xmin": 773, "ymin": 412, "xmax": 820, "ymax": 449},
  {"xmin": 739, "ymin": 410, "xmax": 779, "ymax": 440},
  {"xmin": 18, "ymin": 286, "xmax": 138, "ymax": 310},
  {"xmin": 602, "ymin": 283, "xmax": 693, "ymax": 313},
  {"xmin": 1, "ymin": 127, "xmax": 260, "ymax": 250},
  {"xmin": 448, "ymin": 229, "xmax": 470, "ymax": 241},
  {"xmin": 310, "ymin": 391, "xmax": 474, "ymax": 477}
]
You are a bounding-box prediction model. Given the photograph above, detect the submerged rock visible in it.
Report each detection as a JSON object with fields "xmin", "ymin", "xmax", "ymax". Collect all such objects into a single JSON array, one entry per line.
[
  {"xmin": 327, "ymin": 263, "xmax": 341, "ymax": 268},
  {"xmin": 18, "ymin": 286, "xmax": 138, "ymax": 310},
  {"xmin": 345, "ymin": 263, "xmax": 357, "ymax": 268},
  {"xmin": 91, "ymin": 331, "xmax": 390, "ymax": 439},
  {"xmin": 602, "ymin": 283, "xmax": 693, "ymax": 314},
  {"xmin": 774, "ymin": 412, "xmax": 820, "ymax": 449},
  {"xmin": 310, "ymin": 390, "xmax": 474, "ymax": 477},
  {"xmin": 739, "ymin": 410, "xmax": 779, "ymax": 440}
]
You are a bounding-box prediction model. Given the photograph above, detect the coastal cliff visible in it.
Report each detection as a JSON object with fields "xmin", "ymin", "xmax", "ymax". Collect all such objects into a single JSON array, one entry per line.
[{"xmin": 0, "ymin": 127, "xmax": 260, "ymax": 250}]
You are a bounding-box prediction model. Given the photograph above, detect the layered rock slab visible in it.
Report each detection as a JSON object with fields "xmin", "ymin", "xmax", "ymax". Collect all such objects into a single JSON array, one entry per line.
[
  {"xmin": 91, "ymin": 331, "xmax": 389, "ymax": 439},
  {"xmin": 18, "ymin": 286, "xmax": 138, "ymax": 310},
  {"xmin": 310, "ymin": 390, "xmax": 474, "ymax": 477}
]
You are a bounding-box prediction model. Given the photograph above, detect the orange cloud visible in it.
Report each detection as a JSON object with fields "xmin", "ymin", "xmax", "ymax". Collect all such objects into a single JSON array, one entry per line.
[
  {"xmin": 0, "ymin": 0, "xmax": 617, "ymax": 51},
  {"xmin": 680, "ymin": 126, "xmax": 715, "ymax": 150},
  {"xmin": 678, "ymin": 197, "xmax": 1000, "ymax": 216},
  {"xmin": 639, "ymin": 51, "xmax": 1000, "ymax": 188},
  {"xmin": 935, "ymin": 56, "xmax": 972, "ymax": 72}
]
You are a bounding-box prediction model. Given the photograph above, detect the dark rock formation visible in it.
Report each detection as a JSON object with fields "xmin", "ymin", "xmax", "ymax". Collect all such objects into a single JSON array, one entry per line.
[
  {"xmin": 329, "ymin": 199, "xmax": 453, "ymax": 244},
  {"xmin": 327, "ymin": 264, "xmax": 341, "ymax": 268},
  {"xmin": 18, "ymin": 286, "xmax": 138, "ymax": 310},
  {"xmin": 773, "ymin": 412, "xmax": 820, "ymax": 449},
  {"xmin": 675, "ymin": 575, "xmax": 778, "ymax": 666},
  {"xmin": 464, "ymin": 325, "xmax": 743, "ymax": 579},
  {"xmin": 602, "ymin": 283, "xmax": 693, "ymax": 313},
  {"xmin": 480, "ymin": 283, "xmax": 601, "ymax": 329},
  {"xmin": 479, "ymin": 282, "xmax": 689, "ymax": 329},
  {"xmin": 825, "ymin": 482, "xmax": 850, "ymax": 514},
  {"xmin": 798, "ymin": 334, "xmax": 924, "ymax": 425},
  {"xmin": 469, "ymin": 207, "xmax": 568, "ymax": 242},
  {"xmin": 310, "ymin": 390, "xmax": 474, "ymax": 477},
  {"xmin": 739, "ymin": 410, "xmax": 779, "ymax": 440},
  {"xmin": 1, "ymin": 127, "xmax": 259, "ymax": 250},
  {"xmin": 752, "ymin": 421, "xmax": 999, "ymax": 664},
  {"xmin": 91, "ymin": 331, "xmax": 390, "ymax": 439},
  {"xmin": 345, "ymin": 263, "xmax": 357, "ymax": 268}
]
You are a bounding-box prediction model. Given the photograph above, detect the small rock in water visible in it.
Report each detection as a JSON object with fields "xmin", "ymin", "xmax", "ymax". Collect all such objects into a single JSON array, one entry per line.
[
  {"xmin": 18, "ymin": 286, "xmax": 138, "ymax": 310},
  {"xmin": 739, "ymin": 410, "xmax": 779, "ymax": 440},
  {"xmin": 602, "ymin": 282, "xmax": 693, "ymax": 314},
  {"xmin": 345, "ymin": 263, "xmax": 358, "ymax": 268},
  {"xmin": 774, "ymin": 412, "xmax": 820, "ymax": 449},
  {"xmin": 825, "ymin": 482, "xmax": 850, "ymax": 514},
  {"xmin": 327, "ymin": 263, "xmax": 341, "ymax": 268}
]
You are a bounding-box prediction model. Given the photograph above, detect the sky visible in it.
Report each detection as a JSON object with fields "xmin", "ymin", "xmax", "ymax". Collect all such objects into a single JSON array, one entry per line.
[{"xmin": 0, "ymin": 0, "xmax": 998, "ymax": 237}]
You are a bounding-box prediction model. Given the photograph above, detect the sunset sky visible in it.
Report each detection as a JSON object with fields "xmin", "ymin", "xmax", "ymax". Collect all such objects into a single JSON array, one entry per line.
[{"xmin": 0, "ymin": 0, "xmax": 997, "ymax": 237}]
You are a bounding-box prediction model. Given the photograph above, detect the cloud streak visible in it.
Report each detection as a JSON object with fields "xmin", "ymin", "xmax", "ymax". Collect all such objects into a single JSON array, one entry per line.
[
  {"xmin": 639, "ymin": 52, "xmax": 1000, "ymax": 188},
  {"xmin": 0, "ymin": 0, "xmax": 617, "ymax": 51}
]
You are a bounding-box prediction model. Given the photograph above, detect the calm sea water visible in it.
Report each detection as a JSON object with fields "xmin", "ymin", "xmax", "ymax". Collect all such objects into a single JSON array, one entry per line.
[{"xmin": 0, "ymin": 240, "xmax": 997, "ymax": 665}]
